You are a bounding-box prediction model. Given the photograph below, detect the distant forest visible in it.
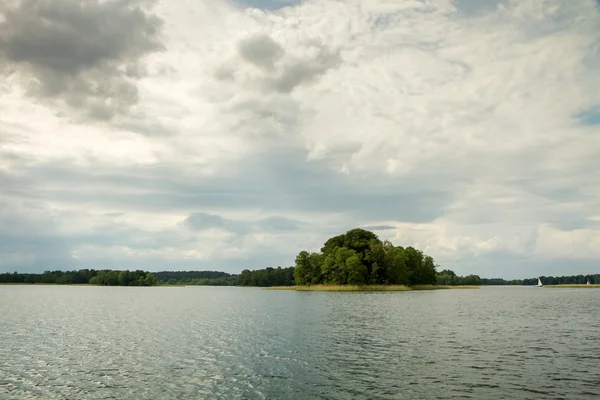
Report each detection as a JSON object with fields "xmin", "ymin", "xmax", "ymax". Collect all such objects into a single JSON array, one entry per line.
[
  {"xmin": 2, "ymin": 270, "xmax": 597, "ymax": 287},
  {"xmin": 436, "ymin": 270, "xmax": 481, "ymax": 286},
  {"xmin": 0, "ymin": 269, "xmax": 158, "ymax": 286},
  {"xmin": 238, "ymin": 267, "xmax": 295, "ymax": 287},
  {"xmin": 482, "ymin": 274, "xmax": 600, "ymax": 286},
  {"xmin": 154, "ymin": 271, "xmax": 238, "ymax": 286}
]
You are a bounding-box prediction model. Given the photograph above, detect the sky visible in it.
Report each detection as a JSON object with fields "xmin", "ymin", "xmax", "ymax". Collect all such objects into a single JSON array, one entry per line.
[{"xmin": 0, "ymin": 0, "xmax": 599, "ymax": 279}]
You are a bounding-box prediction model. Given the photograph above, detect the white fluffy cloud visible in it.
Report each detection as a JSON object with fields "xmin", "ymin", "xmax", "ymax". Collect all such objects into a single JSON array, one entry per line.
[{"xmin": 1, "ymin": 0, "xmax": 599, "ymax": 278}]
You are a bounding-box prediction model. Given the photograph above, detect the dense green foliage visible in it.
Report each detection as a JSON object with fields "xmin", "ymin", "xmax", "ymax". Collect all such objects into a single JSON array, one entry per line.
[
  {"xmin": 483, "ymin": 274, "xmax": 600, "ymax": 286},
  {"xmin": 237, "ymin": 267, "xmax": 295, "ymax": 287},
  {"xmin": 154, "ymin": 271, "xmax": 238, "ymax": 286},
  {"xmin": 293, "ymin": 228, "xmax": 438, "ymax": 286},
  {"xmin": 89, "ymin": 270, "xmax": 158, "ymax": 286},
  {"xmin": 0, "ymin": 269, "xmax": 158, "ymax": 286},
  {"xmin": 4, "ymin": 260, "xmax": 595, "ymax": 289},
  {"xmin": 436, "ymin": 269, "xmax": 481, "ymax": 285},
  {"xmin": 480, "ymin": 278, "xmax": 525, "ymax": 285}
]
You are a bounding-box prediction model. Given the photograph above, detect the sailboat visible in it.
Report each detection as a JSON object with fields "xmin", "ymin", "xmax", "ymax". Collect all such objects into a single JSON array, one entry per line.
[
  {"xmin": 588, "ymin": 279, "xmax": 592, "ymax": 286},
  {"xmin": 535, "ymin": 277, "xmax": 543, "ymax": 288}
]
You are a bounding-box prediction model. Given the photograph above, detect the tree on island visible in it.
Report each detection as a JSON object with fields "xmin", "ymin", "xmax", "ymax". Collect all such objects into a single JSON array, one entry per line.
[{"xmin": 293, "ymin": 228, "xmax": 437, "ymax": 286}]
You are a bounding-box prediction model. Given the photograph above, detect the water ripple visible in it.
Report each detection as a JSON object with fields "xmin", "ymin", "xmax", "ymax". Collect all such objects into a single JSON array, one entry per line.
[{"xmin": 1, "ymin": 286, "xmax": 599, "ymax": 399}]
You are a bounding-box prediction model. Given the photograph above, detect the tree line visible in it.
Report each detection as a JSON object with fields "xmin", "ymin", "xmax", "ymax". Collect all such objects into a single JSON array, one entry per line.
[
  {"xmin": 480, "ymin": 278, "xmax": 525, "ymax": 285},
  {"xmin": 293, "ymin": 228, "xmax": 437, "ymax": 286},
  {"xmin": 436, "ymin": 269, "xmax": 481, "ymax": 285},
  {"xmin": 482, "ymin": 274, "xmax": 600, "ymax": 286},
  {"xmin": 154, "ymin": 271, "xmax": 238, "ymax": 286},
  {"xmin": 0, "ymin": 269, "xmax": 158, "ymax": 286},
  {"xmin": 237, "ymin": 267, "xmax": 295, "ymax": 287}
]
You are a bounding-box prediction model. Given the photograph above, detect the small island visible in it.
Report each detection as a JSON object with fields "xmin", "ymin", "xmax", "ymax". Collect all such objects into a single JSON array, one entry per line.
[
  {"xmin": 2, "ymin": 228, "xmax": 598, "ymax": 290},
  {"xmin": 238, "ymin": 228, "xmax": 481, "ymax": 291}
]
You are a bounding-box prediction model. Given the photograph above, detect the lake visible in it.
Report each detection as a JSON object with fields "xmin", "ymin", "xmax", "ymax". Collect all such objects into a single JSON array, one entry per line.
[{"xmin": 1, "ymin": 286, "xmax": 599, "ymax": 399}]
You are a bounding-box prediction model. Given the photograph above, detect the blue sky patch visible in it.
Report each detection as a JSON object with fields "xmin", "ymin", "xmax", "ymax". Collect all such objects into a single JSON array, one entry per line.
[
  {"xmin": 230, "ymin": 0, "xmax": 302, "ymax": 11},
  {"xmin": 574, "ymin": 107, "xmax": 600, "ymax": 126}
]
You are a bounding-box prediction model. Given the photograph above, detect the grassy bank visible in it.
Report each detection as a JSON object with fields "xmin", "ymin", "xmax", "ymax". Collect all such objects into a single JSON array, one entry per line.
[
  {"xmin": 544, "ymin": 284, "xmax": 600, "ymax": 289},
  {"xmin": 266, "ymin": 284, "xmax": 479, "ymax": 292}
]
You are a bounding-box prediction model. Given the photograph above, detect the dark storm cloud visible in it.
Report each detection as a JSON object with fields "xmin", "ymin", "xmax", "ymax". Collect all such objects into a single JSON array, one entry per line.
[
  {"xmin": 0, "ymin": 143, "xmax": 453, "ymax": 274},
  {"xmin": 269, "ymin": 41, "xmax": 341, "ymax": 93},
  {"xmin": 0, "ymin": 204, "xmax": 74, "ymax": 271},
  {"xmin": 237, "ymin": 34, "xmax": 285, "ymax": 70},
  {"xmin": 0, "ymin": 232, "xmax": 75, "ymax": 271},
  {"xmin": 1, "ymin": 147, "xmax": 453, "ymax": 223},
  {"xmin": 0, "ymin": 200, "xmax": 201, "ymax": 273},
  {"xmin": 0, "ymin": 0, "xmax": 164, "ymax": 120},
  {"xmin": 218, "ymin": 34, "xmax": 341, "ymax": 94},
  {"xmin": 185, "ymin": 212, "xmax": 227, "ymax": 230},
  {"xmin": 0, "ymin": 144, "xmax": 456, "ymax": 273}
]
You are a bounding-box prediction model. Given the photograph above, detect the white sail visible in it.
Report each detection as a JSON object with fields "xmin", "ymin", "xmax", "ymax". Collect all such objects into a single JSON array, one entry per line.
[{"xmin": 537, "ymin": 277, "xmax": 543, "ymax": 287}]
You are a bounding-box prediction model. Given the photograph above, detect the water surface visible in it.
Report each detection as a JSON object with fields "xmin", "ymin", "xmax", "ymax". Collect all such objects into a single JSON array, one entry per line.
[{"xmin": 1, "ymin": 286, "xmax": 599, "ymax": 399}]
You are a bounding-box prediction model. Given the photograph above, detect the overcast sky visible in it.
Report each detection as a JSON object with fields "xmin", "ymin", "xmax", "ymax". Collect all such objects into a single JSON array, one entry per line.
[{"xmin": 1, "ymin": 0, "xmax": 599, "ymax": 278}]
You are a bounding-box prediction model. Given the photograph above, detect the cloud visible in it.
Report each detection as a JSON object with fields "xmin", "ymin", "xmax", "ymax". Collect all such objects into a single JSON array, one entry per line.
[
  {"xmin": 0, "ymin": 152, "xmax": 452, "ymax": 224},
  {"xmin": 259, "ymin": 216, "xmax": 303, "ymax": 231},
  {"xmin": 215, "ymin": 33, "xmax": 341, "ymax": 95},
  {"xmin": 0, "ymin": 0, "xmax": 164, "ymax": 120},
  {"xmin": 1, "ymin": 0, "xmax": 600, "ymax": 278},
  {"xmin": 185, "ymin": 212, "xmax": 303, "ymax": 234},
  {"xmin": 185, "ymin": 212, "xmax": 227, "ymax": 230},
  {"xmin": 454, "ymin": 0, "xmax": 502, "ymax": 16},
  {"xmin": 237, "ymin": 34, "xmax": 285, "ymax": 70},
  {"xmin": 361, "ymin": 225, "xmax": 397, "ymax": 231}
]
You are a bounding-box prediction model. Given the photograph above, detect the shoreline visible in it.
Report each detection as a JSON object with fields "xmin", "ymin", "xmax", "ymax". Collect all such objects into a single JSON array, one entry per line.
[
  {"xmin": 544, "ymin": 284, "xmax": 600, "ymax": 289},
  {"xmin": 0, "ymin": 283, "xmax": 93, "ymax": 286},
  {"xmin": 480, "ymin": 284, "xmax": 600, "ymax": 289},
  {"xmin": 3, "ymin": 283, "xmax": 598, "ymax": 289},
  {"xmin": 0, "ymin": 283, "xmax": 161, "ymax": 287},
  {"xmin": 265, "ymin": 284, "xmax": 480, "ymax": 292}
]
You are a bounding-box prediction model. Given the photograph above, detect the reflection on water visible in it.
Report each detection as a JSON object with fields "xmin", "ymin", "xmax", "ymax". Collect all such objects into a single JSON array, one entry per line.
[{"xmin": 1, "ymin": 286, "xmax": 599, "ymax": 399}]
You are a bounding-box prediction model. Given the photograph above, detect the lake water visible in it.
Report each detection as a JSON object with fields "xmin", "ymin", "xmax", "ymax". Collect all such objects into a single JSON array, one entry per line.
[{"xmin": 1, "ymin": 286, "xmax": 599, "ymax": 399}]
